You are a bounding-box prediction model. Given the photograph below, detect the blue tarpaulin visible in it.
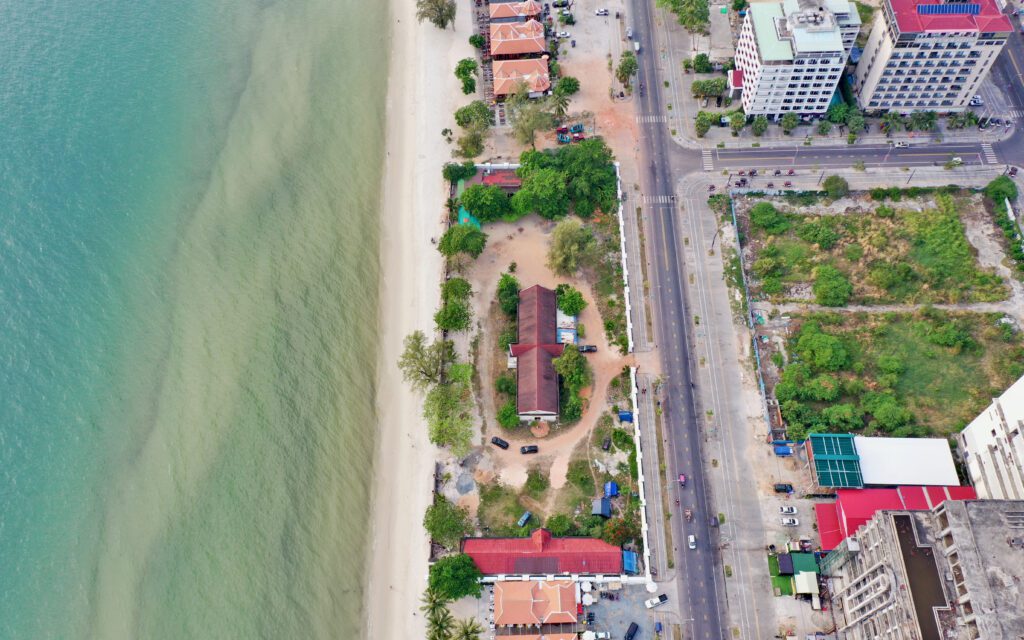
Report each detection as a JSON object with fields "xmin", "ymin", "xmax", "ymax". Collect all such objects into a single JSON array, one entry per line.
[
  {"xmin": 618, "ymin": 410, "xmax": 634, "ymax": 423},
  {"xmin": 604, "ymin": 481, "xmax": 619, "ymax": 497},
  {"xmin": 774, "ymin": 445, "xmax": 794, "ymax": 456},
  {"xmin": 592, "ymin": 497, "xmax": 611, "ymax": 518},
  {"xmin": 623, "ymin": 550, "xmax": 638, "ymax": 574}
]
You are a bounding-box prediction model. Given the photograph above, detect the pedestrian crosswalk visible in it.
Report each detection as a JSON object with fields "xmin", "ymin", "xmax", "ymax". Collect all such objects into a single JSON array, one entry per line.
[
  {"xmin": 636, "ymin": 114, "xmax": 668, "ymax": 124},
  {"xmin": 642, "ymin": 195, "xmax": 676, "ymax": 204},
  {"xmin": 1005, "ymin": 109, "xmax": 1024, "ymax": 119},
  {"xmin": 982, "ymin": 143, "xmax": 998, "ymax": 164},
  {"xmin": 701, "ymin": 149, "xmax": 714, "ymax": 170}
]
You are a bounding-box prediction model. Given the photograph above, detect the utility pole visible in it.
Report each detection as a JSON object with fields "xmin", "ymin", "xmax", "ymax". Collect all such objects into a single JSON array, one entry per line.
[{"xmin": 907, "ymin": 168, "xmax": 916, "ymax": 184}]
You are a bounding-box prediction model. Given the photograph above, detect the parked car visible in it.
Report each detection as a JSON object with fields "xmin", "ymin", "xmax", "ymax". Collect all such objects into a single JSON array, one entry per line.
[
  {"xmin": 781, "ymin": 517, "xmax": 800, "ymax": 526},
  {"xmin": 602, "ymin": 436, "xmax": 611, "ymax": 451},
  {"xmin": 520, "ymin": 445, "xmax": 539, "ymax": 454},
  {"xmin": 518, "ymin": 511, "xmax": 532, "ymax": 527},
  {"xmin": 774, "ymin": 483, "xmax": 794, "ymax": 493},
  {"xmin": 709, "ymin": 515, "xmax": 718, "ymax": 527},
  {"xmin": 625, "ymin": 622, "xmax": 640, "ymax": 640},
  {"xmin": 787, "ymin": 168, "xmax": 795, "ymax": 175},
  {"xmin": 626, "ymin": 26, "xmax": 633, "ymax": 39},
  {"xmin": 951, "ymin": 156, "xmax": 963, "ymax": 165},
  {"xmin": 578, "ymin": 345, "xmax": 597, "ymax": 352},
  {"xmin": 783, "ymin": 181, "xmax": 793, "ymax": 187},
  {"xmin": 644, "ymin": 594, "xmax": 669, "ymax": 609},
  {"xmin": 688, "ymin": 534, "xmax": 697, "ymax": 549},
  {"xmin": 595, "ymin": 632, "xmax": 611, "ymax": 640},
  {"xmin": 595, "ymin": 8, "xmax": 610, "ymax": 15},
  {"xmin": 780, "ymin": 506, "xmax": 798, "ymax": 515},
  {"xmin": 708, "ymin": 184, "xmax": 716, "ymax": 191},
  {"xmin": 491, "ymin": 436, "xmax": 510, "ymax": 449},
  {"xmin": 1010, "ymin": 166, "xmax": 1018, "ymax": 177},
  {"xmin": 766, "ymin": 182, "xmax": 774, "ymax": 188},
  {"xmin": 894, "ymin": 141, "xmax": 909, "ymax": 148}
]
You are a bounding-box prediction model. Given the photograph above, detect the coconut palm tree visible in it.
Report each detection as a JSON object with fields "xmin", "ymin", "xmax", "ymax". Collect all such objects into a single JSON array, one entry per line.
[
  {"xmin": 880, "ymin": 111, "xmax": 903, "ymax": 134},
  {"xmin": 453, "ymin": 618, "xmax": 485, "ymax": 640},
  {"xmin": 427, "ymin": 606, "xmax": 455, "ymax": 640},
  {"xmin": 549, "ymin": 91, "xmax": 570, "ymax": 121},
  {"xmin": 420, "ymin": 587, "xmax": 449, "ymax": 621}
]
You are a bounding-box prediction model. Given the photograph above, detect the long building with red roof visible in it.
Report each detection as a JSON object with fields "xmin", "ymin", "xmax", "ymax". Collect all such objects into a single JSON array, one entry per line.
[
  {"xmin": 510, "ymin": 285, "xmax": 565, "ymax": 421},
  {"xmin": 853, "ymin": 0, "xmax": 1011, "ymax": 112},
  {"xmin": 462, "ymin": 528, "xmax": 624, "ymax": 575},
  {"xmin": 815, "ymin": 485, "xmax": 977, "ymax": 551}
]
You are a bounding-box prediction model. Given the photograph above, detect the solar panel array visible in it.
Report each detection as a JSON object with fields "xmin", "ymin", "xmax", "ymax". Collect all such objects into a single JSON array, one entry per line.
[{"xmin": 916, "ymin": 3, "xmax": 981, "ymax": 15}]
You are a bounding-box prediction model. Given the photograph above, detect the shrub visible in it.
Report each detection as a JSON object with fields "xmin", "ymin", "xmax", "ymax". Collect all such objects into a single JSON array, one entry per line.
[
  {"xmin": 795, "ymin": 326, "xmax": 850, "ymax": 371},
  {"xmin": 566, "ymin": 459, "xmax": 596, "ymax": 495},
  {"xmin": 749, "ymin": 202, "xmax": 790, "ymax": 235},
  {"xmin": 525, "ymin": 467, "xmax": 550, "ymax": 497},
  {"xmin": 555, "ymin": 284, "xmax": 588, "ymax": 316},
  {"xmin": 496, "ymin": 373, "xmax": 517, "ymax": 396},
  {"xmin": 822, "ymin": 175, "xmax": 849, "ymax": 199},
  {"xmin": 562, "ymin": 393, "xmax": 584, "ymax": 422},
  {"xmin": 796, "ymin": 218, "xmax": 840, "ymax": 249},
  {"xmin": 435, "ymin": 301, "xmax": 472, "ymax": 331},
  {"xmin": 497, "ymin": 399, "xmax": 521, "ymax": 429},
  {"xmin": 441, "ymin": 277, "xmax": 472, "ymax": 303},
  {"xmin": 548, "ymin": 218, "xmax": 599, "ymax": 275},
  {"xmin": 469, "ymin": 34, "xmax": 485, "ymax": 48},
  {"xmin": 460, "ymin": 184, "xmax": 512, "ymax": 221},
  {"xmin": 611, "ymin": 428, "xmax": 634, "ymax": 451},
  {"xmin": 428, "ymin": 554, "xmax": 483, "ymax": 600},
  {"xmin": 438, "ymin": 224, "xmax": 487, "ymax": 259},
  {"xmin": 546, "ymin": 513, "xmax": 575, "ymax": 536},
  {"xmin": 443, "ymin": 161, "xmax": 477, "ymax": 183},
  {"xmin": 813, "ymin": 265, "xmax": 853, "ymax": 306},
  {"xmin": 693, "ymin": 52, "xmax": 713, "ymax": 73},
  {"xmin": 423, "ymin": 494, "xmax": 473, "ymax": 549},
  {"xmin": 497, "ymin": 273, "xmax": 521, "ymax": 316}
]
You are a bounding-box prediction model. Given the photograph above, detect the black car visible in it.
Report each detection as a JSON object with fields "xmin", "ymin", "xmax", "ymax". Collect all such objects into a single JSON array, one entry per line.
[
  {"xmin": 578, "ymin": 345, "xmax": 597, "ymax": 353},
  {"xmin": 520, "ymin": 445, "xmax": 539, "ymax": 454},
  {"xmin": 625, "ymin": 622, "xmax": 640, "ymax": 640},
  {"xmin": 601, "ymin": 436, "xmax": 611, "ymax": 451},
  {"xmin": 774, "ymin": 483, "xmax": 794, "ymax": 494},
  {"xmin": 491, "ymin": 436, "xmax": 510, "ymax": 450}
]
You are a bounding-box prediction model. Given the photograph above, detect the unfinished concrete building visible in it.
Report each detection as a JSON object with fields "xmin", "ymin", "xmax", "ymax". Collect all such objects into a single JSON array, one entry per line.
[{"xmin": 823, "ymin": 500, "xmax": 1024, "ymax": 640}]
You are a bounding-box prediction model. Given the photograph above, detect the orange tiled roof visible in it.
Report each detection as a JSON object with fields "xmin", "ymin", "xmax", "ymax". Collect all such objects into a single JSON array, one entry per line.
[
  {"xmin": 493, "ymin": 58, "xmax": 551, "ymax": 97},
  {"xmin": 490, "ymin": 20, "xmax": 546, "ymax": 56},
  {"xmin": 494, "ymin": 580, "xmax": 577, "ymax": 626},
  {"xmin": 489, "ymin": 0, "xmax": 543, "ymax": 19}
]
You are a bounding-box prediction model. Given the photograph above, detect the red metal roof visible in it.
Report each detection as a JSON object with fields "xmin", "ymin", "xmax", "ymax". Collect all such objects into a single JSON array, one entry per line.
[
  {"xmin": 816, "ymin": 485, "xmax": 977, "ymax": 551},
  {"xmin": 888, "ymin": 0, "xmax": 1011, "ymax": 34},
  {"xmin": 481, "ymin": 169, "xmax": 523, "ymax": 189},
  {"xmin": 514, "ymin": 286, "xmax": 563, "ymax": 415},
  {"xmin": 463, "ymin": 528, "xmax": 624, "ymax": 575},
  {"xmin": 516, "ymin": 347, "xmax": 559, "ymax": 414}
]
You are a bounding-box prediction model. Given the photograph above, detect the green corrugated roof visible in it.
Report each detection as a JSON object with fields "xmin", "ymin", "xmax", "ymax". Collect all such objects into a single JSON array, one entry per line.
[
  {"xmin": 809, "ymin": 433, "xmax": 863, "ymax": 488},
  {"xmin": 751, "ymin": 3, "xmax": 793, "ymax": 61},
  {"xmin": 790, "ymin": 552, "xmax": 819, "ymax": 574}
]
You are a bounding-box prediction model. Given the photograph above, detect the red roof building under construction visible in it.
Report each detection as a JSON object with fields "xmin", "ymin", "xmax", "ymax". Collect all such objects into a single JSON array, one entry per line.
[
  {"xmin": 815, "ymin": 485, "xmax": 977, "ymax": 551},
  {"xmin": 462, "ymin": 528, "xmax": 624, "ymax": 575}
]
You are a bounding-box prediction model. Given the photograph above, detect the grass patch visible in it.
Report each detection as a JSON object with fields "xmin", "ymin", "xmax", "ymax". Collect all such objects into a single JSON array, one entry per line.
[
  {"xmin": 774, "ymin": 310, "xmax": 1024, "ymax": 439},
  {"xmin": 479, "ymin": 482, "xmax": 535, "ymax": 537}
]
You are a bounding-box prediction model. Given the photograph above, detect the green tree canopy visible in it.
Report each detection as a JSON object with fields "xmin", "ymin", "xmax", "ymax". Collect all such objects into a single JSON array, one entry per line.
[
  {"xmin": 795, "ymin": 324, "xmax": 850, "ymax": 371},
  {"xmin": 442, "ymin": 277, "xmax": 472, "ymax": 304},
  {"xmin": 423, "ymin": 494, "xmax": 473, "ymax": 549},
  {"xmin": 826, "ymin": 103, "xmax": 849, "ymax": 124},
  {"xmin": 434, "ymin": 300, "xmax": 472, "ymax": 332},
  {"xmin": 555, "ymin": 284, "xmax": 588, "ymax": 316},
  {"xmin": 423, "ymin": 375, "xmax": 474, "ymax": 454},
  {"xmin": 438, "ymin": 224, "xmax": 487, "ymax": 259},
  {"xmin": 508, "ymin": 98, "xmax": 556, "ymax": 147},
  {"xmin": 512, "ymin": 166, "xmax": 570, "ymax": 219},
  {"xmin": 985, "ymin": 175, "xmax": 1018, "ymax": 202},
  {"xmin": 545, "ymin": 513, "xmax": 575, "ymax": 536},
  {"xmin": 781, "ymin": 112, "xmax": 799, "ymax": 134},
  {"xmin": 428, "ymin": 554, "xmax": 483, "ymax": 600},
  {"xmin": 548, "ymin": 218, "xmax": 599, "ymax": 275},
  {"xmin": 554, "ymin": 76, "xmax": 580, "ymax": 96},
  {"xmin": 749, "ymin": 202, "xmax": 790, "ymax": 235},
  {"xmin": 497, "ymin": 272, "xmax": 521, "ymax": 316},
  {"xmin": 454, "ymin": 101, "xmax": 492, "ymax": 131},
  {"xmin": 416, "ymin": 0, "xmax": 457, "ymax": 29},
  {"xmin": 729, "ymin": 111, "xmax": 746, "ymax": 134},
  {"xmin": 453, "ymin": 618, "xmax": 485, "ymax": 640},
  {"xmin": 553, "ymin": 345, "xmax": 592, "ymax": 392},
  {"xmin": 691, "ymin": 77, "xmax": 727, "ymax": 98},
  {"xmin": 657, "ymin": 0, "xmax": 711, "ymax": 33},
  {"xmin": 398, "ymin": 330, "xmax": 455, "ymax": 391},
  {"xmin": 751, "ymin": 115, "xmax": 768, "ymax": 136},
  {"xmin": 812, "ymin": 265, "xmax": 853, "ymax": 306},
  {"xmin": 443, "ymin": 161, "xmax": 477, "ymax": 183},
  {"xmin": 460, "ymin": 184, "xmax": 511, "ymax": 221},
  {"xmin": 822, "ymin": 175, "xmax": 849, "ymax": 199},
  {"xmin": 616, "ymin": 51, "xmax": 638, "ymax": 85},
  {"xmin": 469, "ymin": 34, "xmax": 485, "ymax": 48},
  {"xmin": 557, "ymin": 138, "xmax": 618, "ymax": 217},
  {"xmin": 695, "ymin": 111, "xmax": 715, "ymax": 137},
  {"xmin": 692, "ymin": 52, "xmax": 713, "ymax": 72}
]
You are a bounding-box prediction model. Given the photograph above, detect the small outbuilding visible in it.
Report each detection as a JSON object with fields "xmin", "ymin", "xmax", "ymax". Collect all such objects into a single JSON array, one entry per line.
[
  {"xmin": 591, "ymin": 497, "xmax": 612, "ymax": 518},
  {"xmin": 604, "ymin": 481, "xmax": 619, "ymax": 498}
]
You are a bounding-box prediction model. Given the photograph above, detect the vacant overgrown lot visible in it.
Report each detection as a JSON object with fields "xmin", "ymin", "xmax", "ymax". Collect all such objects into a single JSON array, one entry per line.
[
  {"xmin": 773, "ymin": 310, "xmax": 1024, "ymax": 440},
  {"xmin": 736, "ymin": 190, "xmax": 1008, "ymax": 305}
]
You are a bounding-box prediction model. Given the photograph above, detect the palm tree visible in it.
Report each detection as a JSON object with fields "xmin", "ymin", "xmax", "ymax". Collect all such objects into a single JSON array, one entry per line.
[
  {"xmin": 420, "ymin": 588, "xmax": 449, "ymax": 622},
  {"xmin": 453, "ymin": 618, "xmax": 485, "ymax": 640},
  {"xmin": 549, "ymin": 91, "xmax": 570, "ymax": 121},
  {"xmin": 427, "ymin": 606, "xmax": 455, "ymax": 640},
  {"xmin": 416, "ymin": 0, "xmax": 457, "ymax": 30},
  {"xmin": 880, "ymin": 112, "xmax": 903, "ymax": 134}
]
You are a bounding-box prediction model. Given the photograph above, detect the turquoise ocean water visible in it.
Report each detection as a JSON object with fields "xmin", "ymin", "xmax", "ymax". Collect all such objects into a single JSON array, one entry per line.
[{"xmin": 0, "ymin": 1, "xmax": 388, "ymax": 637}]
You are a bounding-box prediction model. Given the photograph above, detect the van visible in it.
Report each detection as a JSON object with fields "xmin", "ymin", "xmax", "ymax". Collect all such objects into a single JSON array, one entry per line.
[
  {"xmin": 688, "ymin": 534, "xmax": 697, "ymax": 549},
  {"xmin": 624, "ymin": 622, "xmax": 640, "ymax": 640}
]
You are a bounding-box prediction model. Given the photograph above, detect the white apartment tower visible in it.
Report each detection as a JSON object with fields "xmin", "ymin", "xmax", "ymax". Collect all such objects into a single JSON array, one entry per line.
[
  {"xmin": 734, "ymin": 0, "xmax": 860, "ymax": 117},
  {"xmin": 854, "ymin": 0, "xmax": 1011, "ymax": 113},
  {"xmin": 959, "ymin": 373, "xmax": 1024, "ymax": 500}
]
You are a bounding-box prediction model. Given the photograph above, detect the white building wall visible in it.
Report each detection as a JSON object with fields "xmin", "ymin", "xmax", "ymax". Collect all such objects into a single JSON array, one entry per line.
[{"xmin": 959, "ymin": 374, "xmax": 1024, "ymax": 500}]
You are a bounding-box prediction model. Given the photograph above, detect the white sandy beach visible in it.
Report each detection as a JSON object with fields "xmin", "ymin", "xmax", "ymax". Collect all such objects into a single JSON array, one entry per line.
[{"xmin": 365, "ymin": 1, "xmax": 471, "ymax": 637}]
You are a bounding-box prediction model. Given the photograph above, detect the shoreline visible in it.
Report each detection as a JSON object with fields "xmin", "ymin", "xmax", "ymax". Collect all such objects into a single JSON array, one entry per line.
[{"xmin": 364, "ymin": 1, "xmax": 470, "ymax": 637}]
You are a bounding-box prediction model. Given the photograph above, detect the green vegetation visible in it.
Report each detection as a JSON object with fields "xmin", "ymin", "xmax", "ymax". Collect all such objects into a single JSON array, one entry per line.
[
  {"xmin": 695, "ymin": 111, "xmax": 716, "ymax": 138},
  {"xmin": 428, "ymin": 554, "xmax": 483, "ymax": 601},
  {"xmin": 555, "ymin": 284, "xmax": 588, "ymax": 316},
  {"xmin": 460, "ymin": 184, "xmax": 512, "ymax": 221},
  {"xmin": 507, "ymin": 87, "xmax": 557, "ymax": 147},
  {"xmin": 514, "ymin": 138, "xmax": 618, "ymax": 218},
  {"xmin": 751, "ymin": 115, "xmax": 768, "ymax": 137},
  {"xmin": 423, "ymin": 363, "xmax": 476, "ymax": 454},
  {"xmin": 454, "ymin": 58, "xmax": 478, "ymax": 94},
  {"xmin": 781, "ymin": 113, "xmax": 799, "ymax": 134},
  {"xmin": 416, "ymin": 0, "xmax": 457, "ymax": 30},
  {"xmin": 555, "ymin": 76, "xmax": 580, "ymax": 96},
  {"xmin": 548, "ymin": 218, "xmax": 599, "ymax": 275},
  {"xmin": 436, "ymin": 277, "xmax": 473, "ymax": 332},
  {"xmin": 525, "ymin": 467, "xmax": 550, "ymax": 499},
  {"xmin": 398, "ymin": 331, "xmax": 456, "ymax": 392},
  {"xmin": 817, "ymin": 120, "xmax": 832, "ymax": 136},
  {"xmin": 693, "ymin": 53, "xmax": 714, "ymax": 73},
  {"xmin": 497, "ymin": 272, "xmax": 521, "ymax": 316},
  {"xmin": 513, "ymin": 167, "xmax": 570, "ymax": 219},
  {"xmin": 854, "ymin": 0, "xmax": 874, "ymax": 24},
  {"xmin": 985, "ymin": 176, "xmax": 1024, "ymax": 276},
  {"xmin": 469, "ymin": 34, "xmax": 485, "ymax": 49},
  {"xmin": 438, "ymin": 224, "xmax": 487, "ymax": 260},
  {"xmin": 729, "ymin": 111, "xmax": 746, "ymax": 135},
  {"xmin": 657, "ymin": 0, "xmax": 710, "ymax": 32},
  {"xmin": 497, "ymin": 399, "xmax": 520, "ymax": 429},
  {"xmin": 554, "ymin": 346, "xmax": 592, "ymax": 423},
  {"xmin": 443, "ymin": 161, "xmax": 477, "ymax": 183},
  {"xmin": 741, "ymin": 194, "xmax": 1008, "ymax": 304},
  {"xmin": 691, "ymin": 77, "xmax": 726, "ymax": 98},
  {"xmin": 775, "ymin": 311, "xmax": 1024, "ymax": 439},
  {"xmin": 822, "ymin": 175, "xmax": 849, "ymax": 199},
  {"xmin": 423, "ymin": 494, "xmax": 474, "ymax": 549},
  {"xmin": 616, "ymin": 51, "xmax": 638, "ymax": 86},
  {"xmin": 453, "ymin": 100, "xmax": 492, "ymax": 158}
]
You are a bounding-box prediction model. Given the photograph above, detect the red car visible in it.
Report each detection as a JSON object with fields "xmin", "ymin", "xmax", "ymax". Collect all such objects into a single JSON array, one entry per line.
[{"xmin": 556, "ymin": 126, "xmax": 569, "ymax": 134}]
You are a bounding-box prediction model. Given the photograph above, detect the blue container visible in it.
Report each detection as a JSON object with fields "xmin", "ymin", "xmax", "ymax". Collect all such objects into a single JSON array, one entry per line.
[{"xmin": 618, "ymin": 410, "xmax": 634, "ymax": 423}]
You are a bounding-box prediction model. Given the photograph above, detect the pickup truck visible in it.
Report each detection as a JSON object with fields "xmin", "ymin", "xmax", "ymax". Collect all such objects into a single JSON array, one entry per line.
[{"xmin": 644, "ymin": 594, "xmax": 668, "ymax": 609}]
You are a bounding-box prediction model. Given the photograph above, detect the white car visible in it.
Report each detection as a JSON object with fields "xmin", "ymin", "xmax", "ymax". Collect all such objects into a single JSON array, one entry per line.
[
  {"xmin": 779, "ymin": 506, "xmax": 798, "ymax": 515},
  {"xmin": 595, "ymin": 8, "xmax": 610, "ymax": 15},
  {"xmin": 688, "ymin": 534, "xmax": 697, "ymax": 549},
  {"xmin": 626, "ymin": 26, "xmax": 633, "ymax": 39},
  {"xmin": 781, "ymin": 517, "xmax": 800, "ymax": 526},
  {"xmin": 645, "ymin": 594, "xmax": 669, "ymax": 609},
  {"xmin": 951, "ymin": 156, "xmax": 963, "ymax": 165},
  {"xmin": 894, "ymin": 141, "xmax": 909, "ymax": 148},
  {"xmin": 557, "ymin": 31, "xmax": 570, "ymax": 38}
]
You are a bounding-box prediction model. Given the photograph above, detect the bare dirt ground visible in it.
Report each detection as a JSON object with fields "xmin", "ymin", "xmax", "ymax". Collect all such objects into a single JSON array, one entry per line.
[{"xmin": 462, "ymin": 219, "xmax": 633, "ymax": 491}]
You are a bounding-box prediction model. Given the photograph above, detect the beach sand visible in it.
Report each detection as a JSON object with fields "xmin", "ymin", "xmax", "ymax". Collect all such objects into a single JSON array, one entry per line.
[{"xmin": 364, "ymin": 1, "xmax": 471, "ymax": 637}]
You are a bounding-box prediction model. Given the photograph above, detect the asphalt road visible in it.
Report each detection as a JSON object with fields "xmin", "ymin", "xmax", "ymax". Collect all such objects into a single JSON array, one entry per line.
[
  {"xmin": 992, "ymin": 14, "xmax": 1024, "ymax": 165},
  {"xmin": 711, "ymin": 141, "xmax": 991, "ymax": 169},
  {"xmin": 629, "ymin": 1, "xmax": 724, "ymax": 638}
]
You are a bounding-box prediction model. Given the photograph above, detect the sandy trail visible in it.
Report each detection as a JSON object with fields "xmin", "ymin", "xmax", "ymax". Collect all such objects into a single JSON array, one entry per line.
[{"xmin": 363, "ymin": 2, "xmax": 470, "ymax": 637}]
